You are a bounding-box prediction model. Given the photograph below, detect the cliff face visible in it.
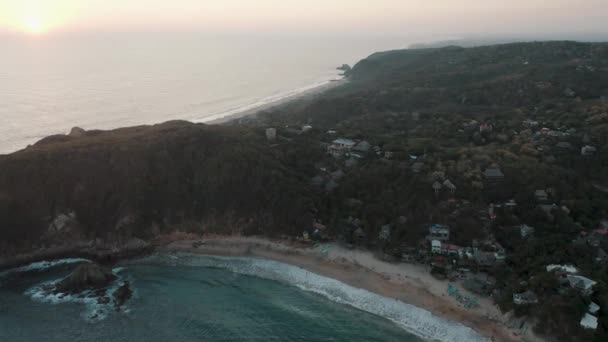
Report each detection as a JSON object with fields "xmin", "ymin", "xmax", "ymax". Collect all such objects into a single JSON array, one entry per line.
[{"xmin": 0, "ymin": 121, "xmax": 315, "ymax": 259}]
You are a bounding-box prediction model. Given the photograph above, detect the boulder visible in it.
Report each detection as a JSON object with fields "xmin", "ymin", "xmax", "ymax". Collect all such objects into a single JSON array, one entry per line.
[
  {"xmin": 56, "ymin": 263, "xmax": 116, "ymax": 293},
  {"xmin": 113, "ymin": 281, "xmax": 133, "ymax": 310}
]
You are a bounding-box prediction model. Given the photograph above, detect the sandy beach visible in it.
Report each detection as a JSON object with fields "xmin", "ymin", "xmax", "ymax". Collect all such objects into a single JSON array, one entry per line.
[
  {"xmin": 159, "ymin": 236, "xmax": 547, "ymax": 342},
  {"xmin": 204, "ymin": 78, "xmax": 348, "ymax": 125}
]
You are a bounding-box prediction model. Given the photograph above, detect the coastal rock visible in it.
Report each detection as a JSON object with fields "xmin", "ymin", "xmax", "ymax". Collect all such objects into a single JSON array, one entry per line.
[
  {"xmin": 48, "ymin": 212, "xmax": 78, "ymax": 234},
  {"xmin": 56, "ymin": 263, "xmax": 116, "ymax": 293},
  {"xmin": 68, "ymin": 127, "xmax": 87, "ymax": 137},
  {"xmin": 113, "ymin": 281, "xmax": 133, "ymax": 310}
]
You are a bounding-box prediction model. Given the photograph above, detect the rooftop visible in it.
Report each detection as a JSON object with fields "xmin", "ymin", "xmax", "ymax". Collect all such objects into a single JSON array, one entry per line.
[{"xmin": 484, "ymin": 167, "xmax": 504, "ymax": 178}]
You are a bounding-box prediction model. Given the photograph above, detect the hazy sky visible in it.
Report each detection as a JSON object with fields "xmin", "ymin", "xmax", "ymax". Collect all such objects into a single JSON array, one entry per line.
[{"xmin": 1, "ymin": 0, "xmax": 607, "ymax": 38}]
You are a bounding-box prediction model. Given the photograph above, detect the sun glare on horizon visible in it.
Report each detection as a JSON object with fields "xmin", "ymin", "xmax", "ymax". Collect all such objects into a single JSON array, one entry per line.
[
  {"xmin": 0, "ymin": 1, "xmax": 83, "ymax": 36},
  {"xmin": 23, "ymin": 15, "xmax": 45, "ymax": 34}
]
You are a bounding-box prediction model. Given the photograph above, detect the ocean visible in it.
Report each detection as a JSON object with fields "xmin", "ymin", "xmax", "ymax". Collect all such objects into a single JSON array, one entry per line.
[
  {"xmin": 0, "ymin": 255, "xmax": 489, "ymax": 342},
  {"xmin": 0, "ymin": 33, "xmax": 413, "ymax": 154}
]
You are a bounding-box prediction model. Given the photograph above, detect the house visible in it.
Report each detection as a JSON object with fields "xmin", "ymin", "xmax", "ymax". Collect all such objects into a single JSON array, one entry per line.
[
  {"xmin": 353, "ymin": 227, "xmax": 366, "ymax": 242},
  {"xmin": 479, "ymin": 122, "xmax": 493, "ymax": 133},
  {"xmin": 265, "ymin": 128, "xmax": 277, "ymax": 141},
  {"xmin": 475, "ymin": 250, "xmax": 497, "ymax": 267},
  {"xmin": 513, "ymin": 291, "xmax": 539, "ymax": 305},
  {"xmin": 567, "ymin": 275, "xmax": 597, "ymax": 295},
  {"xmin": 535, "ymin": 189, "xmax": 549, "ymax": 202},
  {"xmin": 431, "ymin": 240, "xmax": 442, "ymax": 254},
  {"xmin": 412, "ymin": 162, "xmax": 425, "ymax": 173},
  {"xmin": 353, "ymin": 141, "xmax": 371, "ymax": 153},
  {"xmin": 539, "ymin": 204, "xmax": 558, "ymax": 219},
  {"xmin": 432, "ymin": 181, "xmax": 442, "ymax": 194},
  {"xmin": 556, "ymin": 141, "xmax": 573, "ymax": 150},
  {"xmin": 464, "ymin": 273, "xmax": 496, "ymax": 295},
  {"xmin": 580, "ymin": 313, "xmax": 598, "ymax": 330},
  {"xmin": 546, "ymin": 264, "xmax": 578, "ymax": 274},
  {"xmin": 384, "ymin": 151, "xmax": 394, "ymax": 159},
  {"xmin": 379, "ymin": 225, "xmax": 391, "ymax": 241},
  {"xmin": 520, "ymin": 224, "xmax": 535, "ymax": 238},
  {"xmin": 596, "ymin": 248, "xmax": 608, "ymax": 264},
  {"xmin": 344, "ymin": 158, "xmax": 358, "ymax": 168},
  {"xmin": 523, "ymin": 119, "xmax": 540, "ymax": 128},
  {"xmin": 328, "ymin": 138, "xmax": 356, "ymax": 158},
  {"xmin": 312, "ymin": 222, "xmax": 328, "ymax": 240},
  {"xmin": 581, "ymin": 145, "xmax": 597, "ymax": 156},
  {"xmin": 589, "ymin": 302, "xmax": 601, "ymax": 315},
  {"xmin": 440, "ymin": 243, "xmax": 462, "ymax": 256},
  {"xmin": 443, "ymin": 179, "xmax": 456, "ymax": 193},
  {"xmin": 330, "ymin": 169, "xmax": 344, "ymax": 181},
  {"xmin": 301, "ymin": 231, "xmax": 311, "ymax": 242},
  {"xmin": 483, "ymin": 166, "xmax": 504, "ymax": 186},
  {"xmin": 427, "ymin": 224, "xmax": 450, "ymax": 242}
]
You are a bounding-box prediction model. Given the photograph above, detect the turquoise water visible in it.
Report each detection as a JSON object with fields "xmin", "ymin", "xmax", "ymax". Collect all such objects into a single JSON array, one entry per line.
[{"xmin": 0, "ymin": 257, "xmax": 419, "ymax": 342}]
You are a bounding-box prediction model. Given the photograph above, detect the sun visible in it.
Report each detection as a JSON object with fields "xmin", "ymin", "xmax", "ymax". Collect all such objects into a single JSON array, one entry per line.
[{"xmin": 23, "ymin": 15, "xmax": 46, "ymax": 34}]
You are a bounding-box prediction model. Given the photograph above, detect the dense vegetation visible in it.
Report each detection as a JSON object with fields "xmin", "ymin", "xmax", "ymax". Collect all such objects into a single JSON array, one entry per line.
[{"xmin": 0, "ymin": 121, "xmax": 316, "ymax": 254}]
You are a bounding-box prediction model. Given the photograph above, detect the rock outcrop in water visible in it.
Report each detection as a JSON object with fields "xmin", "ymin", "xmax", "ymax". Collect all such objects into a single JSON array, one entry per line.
[
  {"xmin": 56, "ymin": 263, "xmax": 116, "ymax": 293},
  {"xmin": 113, "ymin": 281, "xmax": 133, "ymax": 310}
]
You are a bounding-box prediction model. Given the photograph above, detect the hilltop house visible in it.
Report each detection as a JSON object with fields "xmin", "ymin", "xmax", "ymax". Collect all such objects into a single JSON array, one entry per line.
[
  {"xmin": 513, "ymin": 291, "xmax": 539, "ymax": 305},
  {"xmin": 567, "ymin": 275, "xmax": 597, "ymax": 296},
  {"xmin": 328, "ymin": 138, "xmax": 356, "ymax": 158},
  {"xmin": 427, "ymin": 224, "xmax": 450, "ymax": 242}
]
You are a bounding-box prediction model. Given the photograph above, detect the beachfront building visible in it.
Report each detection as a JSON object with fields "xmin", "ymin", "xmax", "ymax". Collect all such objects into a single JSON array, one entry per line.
[
  {"xmin": 427, "ymin": 224, "xmax": 450, "ymax": 242},
  {"xmin": 513, "ymin": 290, "xmax": 539, "ymax": 305},
  {"xmin": 328, "ymin": 138, "xmax": 356, "ymax": 158}
]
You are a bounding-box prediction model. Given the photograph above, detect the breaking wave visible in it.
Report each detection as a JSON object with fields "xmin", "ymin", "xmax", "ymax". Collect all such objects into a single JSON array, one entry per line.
[
  {"xmin": 139, "ymin": 253, "xmax": 490, "ymax": 342},
  {"xmin": 0, "ymin": 258, "xmax": 90, "ymax": 278}
]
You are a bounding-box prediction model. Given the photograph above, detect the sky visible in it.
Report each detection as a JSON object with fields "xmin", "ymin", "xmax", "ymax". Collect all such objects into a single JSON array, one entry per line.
[{"xmin": 0, "ymin": 0, "xmax": 607, "ymax": 39}]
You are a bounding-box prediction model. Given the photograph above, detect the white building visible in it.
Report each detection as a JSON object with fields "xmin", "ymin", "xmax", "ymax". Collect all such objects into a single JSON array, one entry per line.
[
  {"xmin": 567, "ymin": 275, "xmax": 597, "ymax": 295},
  {"xmin": 431, "ymin": 240, "xmax": 442, "ymax": 254},
  {"xmin": 328, "ymin": 138, "xmax": 356, "ymax": 158},
  {"xmin": 580, "ymin": 313, "xmax": 598, "ymax": 330}
]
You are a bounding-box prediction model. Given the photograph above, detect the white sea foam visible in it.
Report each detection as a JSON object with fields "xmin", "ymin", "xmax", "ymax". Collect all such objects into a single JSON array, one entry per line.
[
  {"xmin": 143, "ymin": 253, "xmax": 490, "ymax": 342},
  {"xmin": 0, "ymin": 258, "xmax": 90, "ymax": 278}
]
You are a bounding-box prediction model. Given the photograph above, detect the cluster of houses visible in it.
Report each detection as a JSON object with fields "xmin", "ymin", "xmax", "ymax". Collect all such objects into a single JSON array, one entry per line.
[
  {"xmin": 542, "ymin": 264, "xmax": 602, "ymax": 330},
  {"xmin": 427, "ymin": 224, "xmax": 505, "ymax": 275}
]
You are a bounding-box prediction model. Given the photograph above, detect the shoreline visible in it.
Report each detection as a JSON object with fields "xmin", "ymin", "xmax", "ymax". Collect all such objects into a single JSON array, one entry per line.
[
  {"xmin": 160, "ymin": 236, "xmax": 546, "ymax": 342},
  {"xmin": 200, "ymin": 77, "xmax": 348, "ymax": 125}
]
